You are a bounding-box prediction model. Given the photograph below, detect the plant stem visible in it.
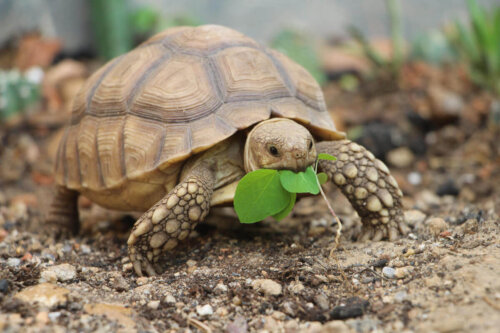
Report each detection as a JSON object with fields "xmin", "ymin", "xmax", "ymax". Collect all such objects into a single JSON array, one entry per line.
[
  {"xmin": 386, "ymin": 0, "xmax": 403, "ymax": 77},
  {"xmin": 314, "ymin": 160, "xmax": 342, "ymax": 255}
]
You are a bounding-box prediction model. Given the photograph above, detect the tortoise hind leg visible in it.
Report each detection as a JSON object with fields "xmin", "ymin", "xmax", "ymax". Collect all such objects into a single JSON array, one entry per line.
[
  {"xmin": 128, "ymin": 163, "xmax": 215, "ymax": 276},
  {"xmin": 45, "ymin": 185, "xmax": 80, "ymax": 237},
  {"xmin": 316, "ymin": 140, "xmax": 409, "ymax": 241}
]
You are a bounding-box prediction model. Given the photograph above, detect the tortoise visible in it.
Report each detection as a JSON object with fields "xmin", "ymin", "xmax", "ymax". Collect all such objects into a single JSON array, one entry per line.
[{"xmin": 47, "ymin": 25, "xmax": 408, "ymax": 276}]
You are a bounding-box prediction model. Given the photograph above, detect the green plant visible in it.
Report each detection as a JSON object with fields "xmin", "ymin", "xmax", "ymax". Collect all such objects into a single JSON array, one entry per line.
[
  {"xmin": 234, "ymin": 153, "xmax": 335, "ymax": 223},
  {"xmin": 271, "ymin": 29, "xmax": 326, "ymax": 85},
  {"xmin": 0, "ymin": 68, "xmax": 42, "ymax": 121},
  {"xmin": 90, "ymin": 0, "xmax": 133, "ymax": 60},
  {"xmin": 448, "ymin": 0, "xmax": 500, "ymax": 95},
  {"xmin": 348, "ymin": 0, "xmax": 404, "ymax": 79}
]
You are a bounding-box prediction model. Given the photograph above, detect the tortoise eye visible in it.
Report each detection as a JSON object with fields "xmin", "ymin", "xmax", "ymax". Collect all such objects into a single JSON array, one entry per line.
[
  {"xmin": 308, "ymin": 141, "xmax": 313, "ymax": 150},
  {"xmin": 269, "ymin": 145, "xmax": 279, "ymax": 156}
]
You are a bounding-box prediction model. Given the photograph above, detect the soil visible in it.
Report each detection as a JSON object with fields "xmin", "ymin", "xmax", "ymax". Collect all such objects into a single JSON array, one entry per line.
[{"xmin": 0, "ymin": 61, "xmax": 499, "ymax": 332}]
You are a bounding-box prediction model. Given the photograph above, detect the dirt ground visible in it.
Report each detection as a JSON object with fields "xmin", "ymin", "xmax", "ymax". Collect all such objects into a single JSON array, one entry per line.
[{"xmin": 0, "ymin": 61, "xmax": 499, "ymax": 332}]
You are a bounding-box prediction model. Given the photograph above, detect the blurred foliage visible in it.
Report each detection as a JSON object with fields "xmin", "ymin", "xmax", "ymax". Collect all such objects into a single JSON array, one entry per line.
[
  {"xmin": 411, "ymin": 30, "xmax": 456, "ymax": 64},
  {"xmin": 271, "ymin": 29, "xmax": 326, "ymax": 85},
  {"xmin": 447, "ymin": 0, "xmax": 500, "ymax": 96},
  {"xmin": 0, "ymin": 68, "xmax": 42, "ymax": 121},
  {"xmin": 348, "ymin": 0, "xmax": 404, "ymax": 80},
  {"xmin": 90, "ymin": 0, "xmax": 132, "ymax": 60},
  {"xmin": 130, "ymin": 7, "xmax": 201, "ymax": 43}
]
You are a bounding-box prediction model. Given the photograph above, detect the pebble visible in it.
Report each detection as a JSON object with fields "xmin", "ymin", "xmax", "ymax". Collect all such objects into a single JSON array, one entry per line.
[
  {"xmin": 14, "ymin": 283, "xmax": 70, "ymax": 309},
  {"xmin": 282, "ymin": 301, "xmax": 297, "ymax": 317},
  {"xmin": 407, "ymin": 171, "xmax": 422, "ymax": 185},
  {"xmin": 109, "ymin": 272, "xmax": 129, "ymax": 292},
  {"xmin": 0, "ymin": 279, "xmax": 9, "ymax": 294},
  {"xmin": 7, "ymin": 258, "xmax": 21, "ymax": 267},
  {"xmin": 436, "ymin": 179, "xmax": 459, "ymax": 196},
  {"xmin": 214, "ymin": 282, "xmax": 228, "ymax": 293},
  {"xmin": 84, "ymin": 303, "xmax": 135, "ymax": 328},
  {"xmin": 196, "ymin": 304, "xmax": 213, "ymax": 316},
  {"xmin": 163, "ymin": 294, "xmax": 176, "ymax": 304},
  {"xmin": 252, "ymin": 279, "xmax": 282, "ymax": 296},
  {"xmin": 426, "ymin": 217, "xmax": 449, "ymax": 237},
  {"xmin": 321, "ymin": 320, "xmax": 351, "ymax": 333},
  {"xmin": 330, "ymin": 297, "xmax": 369, "ymax": 319},
  {"xmin": 395, "ymin": 267, "xmax": 414, "ymax": 279},
  {"xmin": 314, "ymin": 293, "xmax": 330, "ymax": 311},
  {"xmin": 40, "ymin": 263, "xmax": 76, "ymax": 282},
  {"xmin": 288, "ymin": 281, "xmax": 305, "ymax": 294},
  {"xmin": 147, "ymin": 300, "xmax": 160, "ymax": 310},
  {"xmin": 382, "ymin": 267, "xmax": 396, "ymax": 279},
  {"xmin": 48, "ymin": 311, "xmax": 61, "ymax": 322},
  {"xmin": 387, "ymin": 147, "xmax": 414, "ymax": 168},
  {"xmin": 394, "ymin": 291, "xmax": 408, "ymax": 302},
  {"xmin": 404, "ymin": 209, "xmax": 426, "ymax": 227}
]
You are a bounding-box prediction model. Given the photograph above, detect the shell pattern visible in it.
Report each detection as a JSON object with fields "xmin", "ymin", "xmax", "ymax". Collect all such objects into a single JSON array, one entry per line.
[{"xmin": 55, "ymin": 25, "xmax": 341, "ymax": 193}]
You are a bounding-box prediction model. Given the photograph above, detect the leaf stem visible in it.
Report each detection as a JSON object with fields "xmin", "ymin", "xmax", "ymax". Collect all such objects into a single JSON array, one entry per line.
[{"xmin": 314, "ymin": 159, "xmax": 342, "ymax": 255}]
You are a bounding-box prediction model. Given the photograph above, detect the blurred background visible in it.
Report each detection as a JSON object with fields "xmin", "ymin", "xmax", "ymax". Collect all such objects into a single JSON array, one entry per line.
[{"xmin": 0, "ymin": 0, "xmax": 499, "ymax": 218}]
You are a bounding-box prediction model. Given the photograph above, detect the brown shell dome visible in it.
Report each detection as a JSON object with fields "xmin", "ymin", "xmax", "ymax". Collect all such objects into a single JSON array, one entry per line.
[{"xmin": 55, "ymin": 25, "xmax": 344, "ymax": 192}]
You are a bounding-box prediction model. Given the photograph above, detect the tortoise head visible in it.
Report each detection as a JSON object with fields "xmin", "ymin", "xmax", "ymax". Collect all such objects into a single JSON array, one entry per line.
[{"xmin": 244, "ymin": 118, "xmax": 317, "ymax": 173}]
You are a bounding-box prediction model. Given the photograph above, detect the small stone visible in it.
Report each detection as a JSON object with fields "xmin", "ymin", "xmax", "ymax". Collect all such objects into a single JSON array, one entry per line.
[
  {"xmin": 232, "ymin": 296, "xmax": 242, "ymax": 306},
  {"xmin": 288, "ymin": 281, "xmax": 305, "ymax": 294},
  {"xmin": 215, "ymin": 283, "xmax": 228, "ymax": 293},
  {"xmin": 7, "ymin": 258, "xmax": 21, "ymax": 267},
  {"xmin": 404, "ymin": 210, "xmax": 426, "ymax": 227},
  {"xmin": 330, "ymin": 297, "xmax": 369, "ymax": 319},
  {"xmin": 314, "ymin": 293, "xmax": 330, "ymax": 311},
  {"xmin": 394, "ymin": 267, "xmax": 413, "ymax": 279},
  {"xmin": 387, "ymin": 147, "xmax": 414, "ymax": 168},
  {"xmin": 147, "ymin": 300, "xmax": 160, "ymax": 310},
  {"xmin": 436, "ymin": 179, "xmax": 459, "ymax": 196},
  {"xmin": 252, "ymin": 279, "xmax": 282, "ymax": 296},
  {"xmin": 382, "ymin": 267, "xmax": 396, "ymax": 279},
  {"xmin": 322, "ymin": 320, "xmax": 351, "ymax": 333},
  {"xmin": 84, "ymin": 303, "xmax": 135, "ymax": 328},
  {"xmin": 136, "ymin": 277, "xmax": 149, "ymax": 285},
  {"xmin": 165, "ymin": 294, "xmax": 176, "ymax": 304},
  {"xmin": 196, "ymin": 304, "xmax": 213, "ymax": 316},
  {"xmin": 48, "ymin": 311, "xmax": 61, "ymax": 322},
  {"xmin": 14, "ymin": 283, "xmax": 69, "ymax": 309},
  {"xmin": 110, "ymin": 273, "xmax": 129, "ymax": 292},
  {"xmin": 407, "ymin": 171, "xmax": 422, "ymax": 185},
  {"xmin": 41, "ymin": 264, "xmax": 76, "ymax": 282},
  {"xmin": 35, "ymin": 311, "xmax": 49, "ymax": 324},
  {"xmin": 0, "ymin": 279, "xmax": 9, "ymax": 294},
  {"xmin": 426, "ymin": 217, "xmax": 449, "ymax": 237}
]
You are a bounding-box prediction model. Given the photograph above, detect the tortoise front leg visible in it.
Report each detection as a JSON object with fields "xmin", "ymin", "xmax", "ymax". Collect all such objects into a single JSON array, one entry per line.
[
  {"xmin": 316, "ymin": 140, "xmax": 408, "ymax": 241},
  {"xmin": 45, "ymin": 185, "xmax": 80, "ymax": 237},
  {"xmin": 127, "ymin": 163, "xmax": 215, "ymax": 276}
]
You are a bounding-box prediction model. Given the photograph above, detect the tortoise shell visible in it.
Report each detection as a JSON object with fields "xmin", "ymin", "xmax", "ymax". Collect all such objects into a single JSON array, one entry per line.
[{"xmin": 54, "ymin": 25, "xmax": 344, "ymax": 199}]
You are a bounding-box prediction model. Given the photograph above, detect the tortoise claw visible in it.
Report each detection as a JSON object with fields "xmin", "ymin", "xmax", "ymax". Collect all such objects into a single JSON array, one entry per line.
[{"xmin": 131, "ymin": 255, "xmax": 157, "ymax": 277}]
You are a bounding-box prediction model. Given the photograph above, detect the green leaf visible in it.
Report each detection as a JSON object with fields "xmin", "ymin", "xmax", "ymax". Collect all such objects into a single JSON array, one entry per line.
[
  {"xmin": 317, "ymin": 153, "xmax": 337, "ymax": 161},
  {"xmin": 272, "ymin": 193, "xmax": 296, "ymax": 221},
  {"xmin": 234, "ymin": 169, "xmax": 291, "ymax": 224},
  {"xmin": 279, "ymin": 166, "xmax": 320, "ymax": 195},
  {"xmin": 317, "ymin": 172, "xmax": 328, "ymax": 185}
]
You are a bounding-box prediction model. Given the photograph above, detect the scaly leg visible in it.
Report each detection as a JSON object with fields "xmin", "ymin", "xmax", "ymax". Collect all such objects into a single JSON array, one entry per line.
[
  {"xmin": 127, "ymin": 163, "xmax": 215, "ymax": 276},
  {"xmin": 45, "ymin": 185, "xmax": 80, "ymax": 237},
  {"xmin": 317, "ymin": 140, "xmax": 408, "ymax": 241}
]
